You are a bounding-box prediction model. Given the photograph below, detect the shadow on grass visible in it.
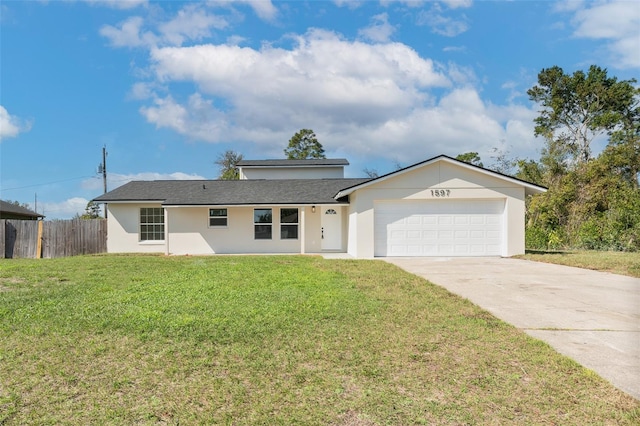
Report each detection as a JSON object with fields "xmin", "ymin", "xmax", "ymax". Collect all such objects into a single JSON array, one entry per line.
[{"xmin": 525, "ymin": 249, "xmax": 574, "ymax": 255}]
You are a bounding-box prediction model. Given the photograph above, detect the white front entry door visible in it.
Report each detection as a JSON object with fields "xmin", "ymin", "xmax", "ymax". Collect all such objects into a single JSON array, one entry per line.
[{"xmin": 321, "ymin": 207, "xmax": 342, "ymax": 250}]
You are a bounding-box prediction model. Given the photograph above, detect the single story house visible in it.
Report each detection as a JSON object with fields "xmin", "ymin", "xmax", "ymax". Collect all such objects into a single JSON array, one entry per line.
[
  {"xmin": 0, "ymin": 200, "xmax": 44, "ymax": 220},
  {"xmin": 93, "ymin": 155, "xmax": 546, "ymax": 258}
]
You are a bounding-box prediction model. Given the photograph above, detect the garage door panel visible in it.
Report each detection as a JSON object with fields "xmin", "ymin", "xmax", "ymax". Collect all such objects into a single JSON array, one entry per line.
[
  {"xmin": 486, "ymin": 230, "xmax": 500, "ymax": 239},
  {"xmin": 438, "ymin": 216, "xmax": 452, "ymax": 225},
  {"xmin": 438, "ymin": 244, "xmax": 454, "ymax": 254},
  {"xmin": 486, "ymin": 216, "xmax": 501, "ymax": 225},
  {"xmin": 470, "ymin": 244, "xmax": 487, "ymax": 254},
  {"xmin": 454, "ymin": 230, "xmax": 469, "ymax": 239},
  {"xmin": 407, "ymin": 230, "xmax": 422, "ymax": 239},
  {"xmin": 422, "ymin": 216, "xmax": 437, "ymax": 225},
  {"xmin": 407, "ymin": 216, "xmax": 421, "ymax": 225},
  {"xmin": 438, "ymin": 229, "xmax": 453, "ymax": 239},
  {"xmin": 454, "ymin": 216, "xmax": 469, "ymax": 225},
  {"xmin": 374, "ymin": 200, "xmax": 504, "ymax": 257},
  {"xmin": 469, "ymin": 216, "xmax": 485, "ymax": 225},
  {"xmin": 469, "ymin": 230, "xmax": 484, "ymax": 238}
]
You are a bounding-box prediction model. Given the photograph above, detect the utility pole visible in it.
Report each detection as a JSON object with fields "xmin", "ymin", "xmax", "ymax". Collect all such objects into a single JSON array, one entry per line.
[
  {"xmin": 98, "ymin": 145, "xmax": 108, "ymax": 218},
  {"xmin": 102, "ymin": 145, "xmax": 107, "ymax": 194}
]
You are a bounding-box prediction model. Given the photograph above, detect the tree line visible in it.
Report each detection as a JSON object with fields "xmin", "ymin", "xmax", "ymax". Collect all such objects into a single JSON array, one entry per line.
[{"xmin": 458, "ymin": 65, "xmax": 639, "ymax": 252}]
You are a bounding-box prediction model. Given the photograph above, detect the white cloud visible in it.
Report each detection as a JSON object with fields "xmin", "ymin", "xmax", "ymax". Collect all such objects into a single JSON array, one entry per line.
[
  {"xmin": 358, "ymin": 13, "xmax": 396, "ymax": 43},
  {"xmin": 100, "ymin": 16, "xmax": 156, "ymax": 48},
  {"xmin": 441, "ymin": 0, "xmax": 473, "ymax": 9},
  {"xmin": 242, "ymin": 0, "xmax": 278, "ymax": 21},
  {"xmin": 134, "ymin": 28, "xmax": 538, "ymax": 164},
  {"xmin": 136, "ymin": 23, "xmax": 544, "ymax": 161},
  {"xmin": 569, "ymin": 0, "xmax": 640, "ymax": 69},
  {"xmin": 316, "ymin": 88, "xmax": 538, "ymax": 164},
  {"xmin": 100, "ymin": 5, "xmax": 230, "ymax": 48},
  {"xmin": 145, "ymin": 29, "xmax": 449, "ymax": 136},
  {"xmin": 553, "ymin": 0, "xmax": 585, "ymax": 13},
  {"xmin": 159, "ymin": 4, "xmax": 228, "ymax": 46},
  {"xmin": 226, "ymin": 35, "xmax": 247, "ymax": 46},
  {"xmin": 416, "ymin": 5, "xmax": 469, "ymax": 37},
  {"xmin": 100, "ymin": 11, "xmax": 542, "ymax": 169},
  {"xmin": 81, "ymin": 171, "xmax": 207, "ymax": 192},
  {"xmin": 128, "ymin": 82, "xmax": 156, "ymax": 100},
  {"xmin": 0, "ymin": 106, "xmax": 32, "ymax": 141},
  {"xmin": 442, "ymin": 45, "xmax": 466, "ymax": 52},
  {"xmin": 140, "ymin": 94, "xmax": 230, "ymax": 142},
  {"xmin": 82, "ymin": 0, "xmax": 147, "ymax": 10},
  {"xmin": 212, "ymin": 0, "xmax": 278, "ymax": 21},
  {"xmin": 333, "ymin": 0, "xmax": 363, "ymax": 10},
  {"xmin": 40, "ymin": 197, "xmax": 90, "ymax": 220},
  {"xmin": 446, "ymin": 62, "xmax": 476, "ymax": 85}
]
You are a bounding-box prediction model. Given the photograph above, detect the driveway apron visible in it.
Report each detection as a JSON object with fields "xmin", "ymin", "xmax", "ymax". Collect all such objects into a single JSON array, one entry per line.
[{"xmin": 384, "ymin": 257, "xmax": 640, "ymax": 400}]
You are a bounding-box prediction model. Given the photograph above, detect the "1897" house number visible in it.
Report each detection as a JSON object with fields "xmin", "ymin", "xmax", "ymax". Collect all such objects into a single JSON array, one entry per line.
[{"xmin": 431, "ymin": 189, "xmax": 451, "ymax": 197}]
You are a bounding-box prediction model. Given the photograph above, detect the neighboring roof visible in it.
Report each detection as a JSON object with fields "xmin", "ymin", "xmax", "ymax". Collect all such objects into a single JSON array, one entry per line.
[
  {"xmin": 0, "ymin": 200, "xmax": 44, "ymax": 218},
  {"xmin": 336, "ymin": 154, "xmax": 548, "ymax": 198},
  {"xmin": 93, "ymin": 178, "xmax": 371, "ymax": 206},
  {"xmin": 237, "ymin": 158, "xmax": 349, "ymax": 167}
]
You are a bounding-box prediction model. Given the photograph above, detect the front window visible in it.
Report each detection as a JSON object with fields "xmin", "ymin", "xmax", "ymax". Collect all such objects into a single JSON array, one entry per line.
[
  {"xmin": 254, "ymin": 208, "xmax": 272, "ymax": 239},
  {"xmin": 280, "ymin": 208, "xmax": 298, "ymax": 239},
  {"xmin": 140, "ymin": 207, "xmax": 164, "ymax": 241},
  {"xmin": 209, "ymin": 208, "xmax": 228, "ymax": 227}
]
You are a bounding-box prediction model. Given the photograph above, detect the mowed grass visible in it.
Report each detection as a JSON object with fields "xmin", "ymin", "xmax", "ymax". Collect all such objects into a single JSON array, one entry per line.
[
  {"xmin": 0, "ymin": 255, "xmax": 637, "ymax": 425},
  {"xmin": 518, "ymin": 250, "xmax": 640, "ymax": 278}
]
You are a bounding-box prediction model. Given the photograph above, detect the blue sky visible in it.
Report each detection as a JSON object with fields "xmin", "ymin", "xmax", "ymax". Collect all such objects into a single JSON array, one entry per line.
[{"xmin": 1, "ymin": 0, "xmax": 638, "ymax": 219}]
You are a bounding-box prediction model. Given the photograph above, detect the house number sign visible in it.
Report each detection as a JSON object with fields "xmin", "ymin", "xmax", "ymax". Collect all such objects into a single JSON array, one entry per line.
[{"xmin": 430, "ymin": 189, "xmax": 451, "ymax": 197}]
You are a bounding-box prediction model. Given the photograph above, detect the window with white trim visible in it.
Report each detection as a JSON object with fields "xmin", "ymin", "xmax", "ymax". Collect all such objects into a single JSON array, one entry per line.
[
  {"xmin": 280, "ymin": 208, "xmax": 298, "ymax": 239},
  {"xmin": 140, "ymin": 207, "xmax": 165, "ymax": 241},
  {"xmin": 209, "ymin": 208, "xmax": 228, "ymax": 227},
  {"xmin": 254, "ymin": 208, "xmax": 272, "ymax": 239}
]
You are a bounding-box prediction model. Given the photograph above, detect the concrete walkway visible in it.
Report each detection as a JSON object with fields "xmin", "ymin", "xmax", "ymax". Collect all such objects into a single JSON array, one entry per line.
[{"xmin": 384, "ymin": 257, "xmax": 640, "ymax": 400}]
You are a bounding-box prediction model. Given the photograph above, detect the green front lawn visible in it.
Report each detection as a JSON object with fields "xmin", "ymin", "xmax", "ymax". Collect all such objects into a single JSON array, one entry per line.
[
  {"xmin": 1, "ymin": 255, "xmax": 637, "ymax": 424},
  {"xmin": 518, "ymin": 250, "xmax": 640, "ymax": 278}
]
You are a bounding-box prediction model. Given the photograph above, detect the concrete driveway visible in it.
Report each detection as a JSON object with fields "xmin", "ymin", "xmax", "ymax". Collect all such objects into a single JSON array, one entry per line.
[{"xmin": 384, "ymin": 257, "xmax": 640, "ymax": 400}]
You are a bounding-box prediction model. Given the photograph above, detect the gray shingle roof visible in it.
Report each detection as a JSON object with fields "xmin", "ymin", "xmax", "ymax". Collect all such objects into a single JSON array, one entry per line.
[
  {"xmin": 0, "ymin": 200, "xmax": 44, "ymax": 218},
  {"xmin": 237, "ymin": 158, "xmax": 349, "ymax": 167},
  {"xmin": 93, "ymin": 178, "xmax": 371, "ymax": 206}
]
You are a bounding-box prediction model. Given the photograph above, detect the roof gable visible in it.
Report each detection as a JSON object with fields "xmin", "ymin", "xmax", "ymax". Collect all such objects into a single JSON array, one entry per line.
[{"xmin": 336, "ymin": 155, "xmax": 547, "ymax": 198}]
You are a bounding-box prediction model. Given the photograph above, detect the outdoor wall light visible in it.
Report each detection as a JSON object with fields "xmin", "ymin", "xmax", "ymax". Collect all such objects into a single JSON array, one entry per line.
[{"xmin": 312, "ymin": 206, "xmax": 316, "ymax": 213}]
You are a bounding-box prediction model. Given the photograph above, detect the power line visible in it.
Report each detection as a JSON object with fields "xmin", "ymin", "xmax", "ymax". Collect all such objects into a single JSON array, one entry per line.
[{"xmin": 0, "ymin": 176, "xmax": 97, "ymax": 192}]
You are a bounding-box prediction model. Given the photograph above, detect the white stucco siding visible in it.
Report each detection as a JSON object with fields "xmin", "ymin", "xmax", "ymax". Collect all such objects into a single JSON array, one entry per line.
[
  {"xmin": 240, "ymin": 167, "xmax": 344, "ymax": 180},
  {"xmin": 106, "ymin": 204, "xmax": 326, "ymax": 255},
  {"xmin": 168, "ymin": 206, "xmax": 329, "ymax": 255},
  {"xmin": 348, "ymin": 162, "xmax": 527, "ymax": 258},
  {"xmin": 106, "ymin": 203, "xmax": 166, "ymax": 253},
  {"xmin": 347, "ymin": 194, "xmax": 359, "ymax": 258}
]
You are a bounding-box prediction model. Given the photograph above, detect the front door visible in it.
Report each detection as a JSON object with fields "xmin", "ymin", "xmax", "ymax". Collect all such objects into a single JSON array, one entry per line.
[{"xmin": 321, "ymin": 207, "xmax": 342, "ymax": 250}]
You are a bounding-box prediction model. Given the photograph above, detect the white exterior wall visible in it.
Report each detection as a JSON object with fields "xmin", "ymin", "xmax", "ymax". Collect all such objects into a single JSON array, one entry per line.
[
  {"xmin": 239, "ymin": 166, "xmax": 344, "ymax": 180},
  {"xmin": 346, "ymin": 161, "xmax": 526, "ymax": 258},
  {"xmin": 106, "ymin": 203, "xmax": 166, "ymax": 253},
  {"xmin": 106, "ymin": 204, "xmax": 327, "ymax": 255}
]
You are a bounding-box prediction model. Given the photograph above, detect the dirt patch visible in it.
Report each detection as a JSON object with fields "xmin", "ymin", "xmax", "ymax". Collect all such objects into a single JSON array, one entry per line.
[
  {"xmin": 0, "ymin": 277, "xmax": 24, "ymax": 291},
  {"xmin": 333, "ymin": 410, "xmax": 378, "ymax": 426}
]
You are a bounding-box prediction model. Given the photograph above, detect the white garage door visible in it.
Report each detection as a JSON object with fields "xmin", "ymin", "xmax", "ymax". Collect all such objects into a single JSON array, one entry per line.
[{"xmin": 374, "ymin": 200, "xmax": 504, "ymax": 257}]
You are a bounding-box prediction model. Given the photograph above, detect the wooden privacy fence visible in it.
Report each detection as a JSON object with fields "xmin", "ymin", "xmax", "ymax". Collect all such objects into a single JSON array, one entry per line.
[{"xmin": 0, "ymin": 219, "xmax": 107, "ymax": 259}]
